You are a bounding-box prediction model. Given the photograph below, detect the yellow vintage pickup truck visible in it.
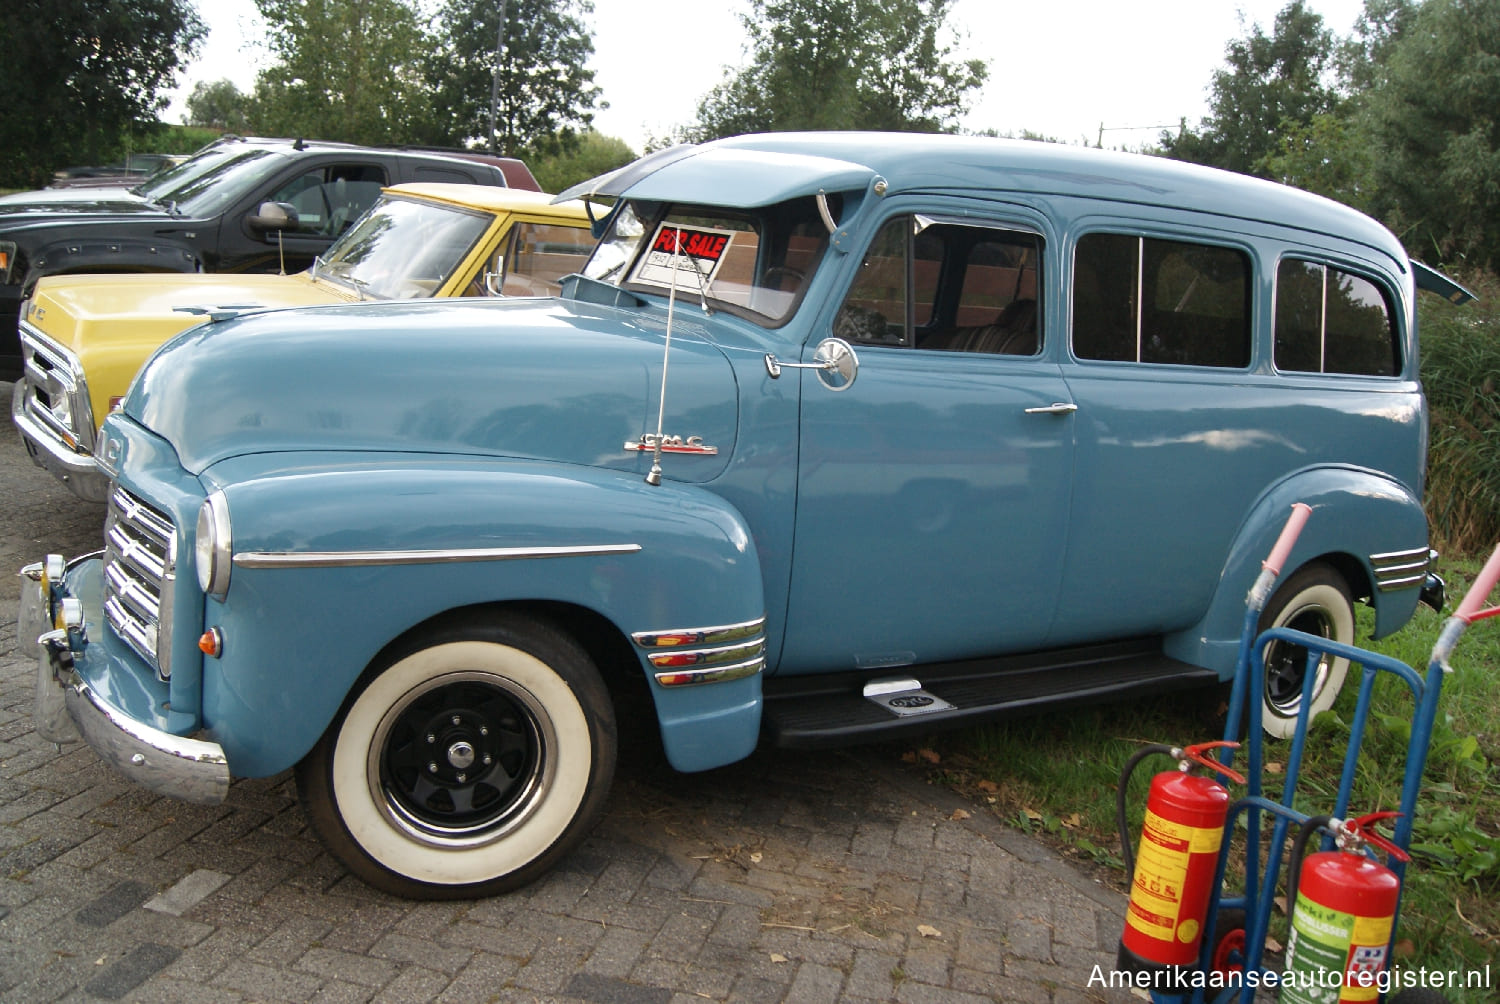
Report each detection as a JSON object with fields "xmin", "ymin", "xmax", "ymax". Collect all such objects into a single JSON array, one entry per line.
[{"xmin": 12, "ymin": 184, "xmax": 594, "ymax": 500}]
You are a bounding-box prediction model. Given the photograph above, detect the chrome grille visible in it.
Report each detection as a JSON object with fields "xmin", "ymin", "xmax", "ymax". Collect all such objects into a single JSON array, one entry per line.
[
  {"xmin": 18, "ymin": 322, "xmax": 96, "ymax": 452},
  {"xmin": 104, "ymin": 486, "xmax": 176, "ymax": 677}
]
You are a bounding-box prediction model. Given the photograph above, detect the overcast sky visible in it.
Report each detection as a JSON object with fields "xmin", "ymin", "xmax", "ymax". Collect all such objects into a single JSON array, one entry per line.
[{"xmin": 169, "ymin": 0, "xmax": 1372, "ymax": 152}]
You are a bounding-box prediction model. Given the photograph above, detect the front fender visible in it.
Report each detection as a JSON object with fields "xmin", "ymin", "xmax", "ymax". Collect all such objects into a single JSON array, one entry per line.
[
  {"xmin": 198, "ymin": 456, "xmax": 765, "ymax": 776},
  {"xmin": 1163, "ymin": 466, "xmax": 1429, "ymax": 679},
  {"xmin": 27, "ymin": 236, "xmax": 199, "ymax": 289}
]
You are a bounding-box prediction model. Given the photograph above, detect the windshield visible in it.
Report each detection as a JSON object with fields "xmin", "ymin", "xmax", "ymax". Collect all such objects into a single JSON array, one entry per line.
[
  {"xmin": 134, "ymin": 146, "xmax": 286, "ymax": 217},
  {"xmin": 313, "ymin": 194, "xmax": 493, "ymax": 299},
  {"xmin": 580, "ymin": 197, "xmax": 831, "ymax": 325}
]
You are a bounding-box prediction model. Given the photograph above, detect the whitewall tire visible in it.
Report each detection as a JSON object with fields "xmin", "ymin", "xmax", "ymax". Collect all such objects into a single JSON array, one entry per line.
[
  {"xmin": 295, "ymin": 615, "xmax": 617, "ymax": 898},
  {"xmin": 1257, "ymin": 564, "xmax": 1355, "ymax": 739}
]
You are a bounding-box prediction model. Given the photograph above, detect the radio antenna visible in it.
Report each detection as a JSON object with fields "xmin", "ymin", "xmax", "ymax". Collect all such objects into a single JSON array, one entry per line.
[{"xmin": 646, "ymin": 228, "xmax": 683, "ymax": 486}]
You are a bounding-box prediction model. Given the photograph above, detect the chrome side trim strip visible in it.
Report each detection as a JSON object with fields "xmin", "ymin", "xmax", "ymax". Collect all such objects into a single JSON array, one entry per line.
[
  {"xmin": 233, "ymin": 543, "xmax": 642, "ymax": 569},
  {"xmin": 1370, "ymin": 547, "xmax": 1432, "ymax": 592},
  {"xmin": 634, "ymin": 616, "xmax": 768, "ymax": 686},
  {"xmin": 645, "ymin": 639, "xmax": 766, "ymax": 669},
  {"xmin": 632, "ymin": 616, "xmax": 766, "ymax": 649},
  {"xmin": 652, "ymin": 657, "xmax": 764, "ymax": 687}
]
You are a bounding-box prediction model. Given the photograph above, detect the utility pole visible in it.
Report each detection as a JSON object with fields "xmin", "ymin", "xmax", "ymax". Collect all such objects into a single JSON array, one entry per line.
[{"xmin": 488, "ymin": 0, "xmax": 509, "ymax": 154}]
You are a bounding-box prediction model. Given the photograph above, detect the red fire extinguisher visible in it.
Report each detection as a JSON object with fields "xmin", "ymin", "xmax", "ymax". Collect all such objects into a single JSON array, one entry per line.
[
  {"xmin": 1116, "ymin": 741, "xmax": 1246, "ymax": 980},
  {"xmin": 1282, "ymin": 812, "xmax": 1409, "ymax": 1004}
]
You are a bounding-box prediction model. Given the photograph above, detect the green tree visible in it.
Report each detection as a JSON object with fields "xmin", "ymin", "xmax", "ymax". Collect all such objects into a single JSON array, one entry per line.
[
  {"xmin": 1159, "ymin": 1, "xmax": 1341, "ymax": 178},
  {"xmin": 688, "ymin": 0, "xmax": 987, "ymax": 140},
  {"xmin": 528, "ymin": 131, "xmax": 636, "ymax": 193},
  {"xmin": 185, "ymin": 79, "xmax": 254, "ymax": 133},
  {"xmin": 1361, "ymin": 0, "xmax": 1500, "ymax": 271},
  {"xmin": 424, "ymin": 0, "xmax": 603, "ymax": 158},
  {"xmin": 251, "ymin": 0, "xmax": 432, "ymax": 145},
  {"xmin": 0, "ymin": 0, "xmax": 206, "ymax": 187},
  {"xmin": 1337, "ymin": 0, "xmax": 1418, "ymax": 93}
]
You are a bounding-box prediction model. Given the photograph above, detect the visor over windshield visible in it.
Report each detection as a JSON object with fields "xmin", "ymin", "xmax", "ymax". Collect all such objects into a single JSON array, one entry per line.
[{"xmin": 566, "ymin": 146, "xmax": 879, "ymax": 326}]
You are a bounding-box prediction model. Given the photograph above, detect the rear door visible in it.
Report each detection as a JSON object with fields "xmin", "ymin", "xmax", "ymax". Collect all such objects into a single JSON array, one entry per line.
[{"xmin": 1050, "ymin": 220, "xmax": 1264, "ymax": 643}]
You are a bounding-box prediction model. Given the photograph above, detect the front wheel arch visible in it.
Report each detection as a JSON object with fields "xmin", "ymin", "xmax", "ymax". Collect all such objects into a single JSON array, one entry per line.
[{"xmin": 294, "ymin": 611, "xmax": 618, "ymax": 898}]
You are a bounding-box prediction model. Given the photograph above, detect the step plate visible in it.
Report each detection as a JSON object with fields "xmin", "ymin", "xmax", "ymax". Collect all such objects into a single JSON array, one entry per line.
[
  {"xmin": 866, "ymin": 688, "xmax": 955, "ymax": 718},
  {"xmin": 763, "ymin": 639, "xmax": 1220, "ymax": 748}
]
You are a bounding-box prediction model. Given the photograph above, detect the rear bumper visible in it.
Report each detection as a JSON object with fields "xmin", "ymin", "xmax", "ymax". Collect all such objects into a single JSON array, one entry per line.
[
  {"xmin": 20, "ymin": 555, "xmax": 229, "ymax": 805},
  {"xmin": 11, "ymin": 379, "xmax": 111, "ymax": 502}
]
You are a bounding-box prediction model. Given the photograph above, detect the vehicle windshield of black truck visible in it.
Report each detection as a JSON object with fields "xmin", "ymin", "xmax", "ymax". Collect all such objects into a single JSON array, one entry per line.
[{"xmin": 133, "ymin": 147, "xmax": 284, "ymax": 217}]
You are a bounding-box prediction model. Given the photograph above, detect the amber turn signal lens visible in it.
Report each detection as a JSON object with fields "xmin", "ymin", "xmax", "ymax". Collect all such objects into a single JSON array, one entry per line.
[{"xmin": 198, "ymin": 628, "xmax": 223, "ymax": 658}]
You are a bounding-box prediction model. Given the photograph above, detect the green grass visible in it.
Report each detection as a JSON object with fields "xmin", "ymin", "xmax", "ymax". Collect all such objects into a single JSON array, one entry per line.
[{"xmin": 918, "ymin": 553, "xmax": 1500, "ymax": 1001}]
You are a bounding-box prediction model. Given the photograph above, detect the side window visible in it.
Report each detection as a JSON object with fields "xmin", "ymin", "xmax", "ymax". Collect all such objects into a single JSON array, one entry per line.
[
  {"xmin": 497, "ymin": 222, "xmax": 594, "ymax": 297},
  {"xmin": 1274, "ymin": 260, "xmax": 1399, "ymax": 376},
  {"xmin": 266, "ymin": 164, "xmax": 386, "ymax": 237},
  {"xmin": 835, "ymin": 215, "xmax": 1042, "ymax": 354},
  {"xmin": 1073, "ymin": 233, "xmax": 1251, "ymax": 368},
  {"xmin": 835, "ymin": 217, "xmax": 913, "ymax": 345},
  {"xmin": 414, "ymin": 166, "xmax": 481, "ymax": 184}
]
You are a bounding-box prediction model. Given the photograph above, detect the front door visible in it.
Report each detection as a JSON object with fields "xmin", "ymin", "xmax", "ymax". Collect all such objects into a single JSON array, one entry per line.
[{"xmin": 779, "ymin": 206, "xmax": 1076, "ymax": 673}]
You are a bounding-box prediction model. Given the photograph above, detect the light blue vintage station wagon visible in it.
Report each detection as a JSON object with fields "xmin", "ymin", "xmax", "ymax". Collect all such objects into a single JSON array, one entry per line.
[{"xmin": 22, "ymin": 133, "xmax": 1466, "ymax": 898}]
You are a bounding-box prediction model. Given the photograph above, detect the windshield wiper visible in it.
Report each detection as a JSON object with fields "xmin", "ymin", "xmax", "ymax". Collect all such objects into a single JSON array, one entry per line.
[{"xmin": 313, "ymin": 257, "xmax": 371, "ymax": 300}]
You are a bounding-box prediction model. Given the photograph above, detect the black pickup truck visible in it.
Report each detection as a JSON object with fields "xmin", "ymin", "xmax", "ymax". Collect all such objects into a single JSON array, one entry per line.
[{"xmin": 0, "ymin": 136, "xmax": 539, "ymax": 378}]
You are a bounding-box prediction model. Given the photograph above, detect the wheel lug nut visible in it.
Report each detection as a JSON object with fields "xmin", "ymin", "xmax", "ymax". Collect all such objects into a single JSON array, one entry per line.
[
  {"xmin": 451, "ymin": 715, "xmax": 461, "ymax": 726},
  {"xmin": 427, "ymin": 734, "xmax": 435, "ymax": 743},
  {"xmin": 482, "ymin": 755, "xmax": 492, "ymax": 765},
  {"xmin": 456, "ymin": 773, "xmax": 467, "ymax": 782},
  {"xmin": 428, "ymin": 762, "xmax": 438, "ymax": 773},
  {"xmin": 479, "ymin": 726, "xmax": 488, "ymax": 736}
]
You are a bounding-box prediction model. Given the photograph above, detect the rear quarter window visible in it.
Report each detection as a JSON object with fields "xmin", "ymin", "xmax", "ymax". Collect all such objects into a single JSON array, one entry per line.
[{"xmin": 1274, "ymin": 260, "xmax": 1399, "ymax": 376}]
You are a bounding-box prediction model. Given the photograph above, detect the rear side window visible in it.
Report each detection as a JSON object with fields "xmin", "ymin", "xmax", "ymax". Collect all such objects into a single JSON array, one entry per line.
[
  {"xmin": 495, "ymin": 221, "xmax": 595, "ymax": 296},
  {"xmin": 414, "ymin": 166, "xmax": 483, "ymax": 184},
  {"xmin": 1073, "ymin": 234, "xmax": 1251, "ymax": 368},
  {"xmin": 1275, "ymin": 260, "xmax": 1399, "ymax": 376}
]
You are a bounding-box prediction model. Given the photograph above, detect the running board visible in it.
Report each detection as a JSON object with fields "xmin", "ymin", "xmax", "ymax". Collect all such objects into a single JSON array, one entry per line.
[{"xmin": 761, "ymin": 639, "xmax": 1220, "ymax": 748}]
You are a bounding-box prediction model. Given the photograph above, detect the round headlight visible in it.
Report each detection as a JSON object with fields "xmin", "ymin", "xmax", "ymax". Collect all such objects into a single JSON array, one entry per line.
[{"xmin": 195, "ymin": 491, "xmax": 232, "ymax": 598}]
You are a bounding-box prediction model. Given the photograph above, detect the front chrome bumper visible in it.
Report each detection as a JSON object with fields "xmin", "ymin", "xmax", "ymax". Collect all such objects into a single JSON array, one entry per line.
[
  {"xmin": 11, "ymin": 381, "xmax": 111, "ymax": 502},
  {"xmin": 20, "ymin": 555, "xmax": 229, "ymax": 805}
]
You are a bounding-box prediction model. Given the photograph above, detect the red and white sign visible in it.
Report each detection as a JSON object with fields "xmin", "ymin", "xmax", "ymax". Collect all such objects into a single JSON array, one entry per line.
[{"xmin": 633, "ymin": 223, "xmax": 736, "ymax": 293}]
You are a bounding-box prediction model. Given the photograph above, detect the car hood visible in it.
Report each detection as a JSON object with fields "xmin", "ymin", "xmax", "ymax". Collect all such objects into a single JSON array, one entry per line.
[
  {"xmin": 29, "ymin": 272, "xmax": 346, "ymax": 357},
  {"xmin": 0, "ymin": 186, "xmax": 177, "ymax": 223},
  {"xmin": 124, "ymin": 297, "xmax": 739, "ymax": 482}
]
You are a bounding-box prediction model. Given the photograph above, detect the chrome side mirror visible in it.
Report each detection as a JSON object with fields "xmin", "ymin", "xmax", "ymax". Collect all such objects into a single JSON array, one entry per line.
[
  {"xmin": 247, "ymin": 201, "xmax": 297, "ymax": 233},
  {"xmin": 764, "ymin": 337, "xmax": 859, "ymax": 392}
]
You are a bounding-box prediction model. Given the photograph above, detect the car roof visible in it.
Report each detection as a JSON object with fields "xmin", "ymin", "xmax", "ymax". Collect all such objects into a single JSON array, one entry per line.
[
  {"xmin": 716, "ymin": 132, "xmax": 1406, "ymax": 261},
  {"xmin": 564, "ymin": 132, "xmax": 1408, "ymax": 270},
  {"xmin": 382, "ymin": 183, "xmax": 592, "ymax": 220}
]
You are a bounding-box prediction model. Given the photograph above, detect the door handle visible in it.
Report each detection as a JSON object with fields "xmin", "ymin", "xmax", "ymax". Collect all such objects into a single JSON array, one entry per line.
[{"xmin": 1024, "ymin": 402, "xmax": 1078, "ymax": 415}]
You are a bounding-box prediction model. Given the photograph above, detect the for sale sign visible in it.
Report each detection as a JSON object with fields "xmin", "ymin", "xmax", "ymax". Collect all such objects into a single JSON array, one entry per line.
[{"xmin": 633, "ymin": 223, "xmax": 736, "ymax": 293}]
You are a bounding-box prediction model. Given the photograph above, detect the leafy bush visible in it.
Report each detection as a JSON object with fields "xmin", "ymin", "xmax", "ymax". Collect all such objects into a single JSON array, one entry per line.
[{"xmin": 1420, "ymin": 270, "xmax": 1500, "ymax": 552}]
